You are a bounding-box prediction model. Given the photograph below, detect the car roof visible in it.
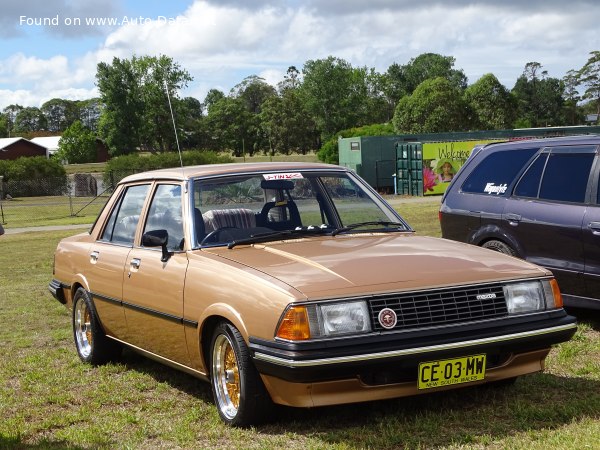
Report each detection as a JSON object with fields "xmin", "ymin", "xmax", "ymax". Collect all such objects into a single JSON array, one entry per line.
[
  {"xmin": 478, "ymin": 134, "xmax": 600, "ymax": 153},
  {"xmin": 119, "ymin": 162, "xmax": 344, "ymax": 184}
]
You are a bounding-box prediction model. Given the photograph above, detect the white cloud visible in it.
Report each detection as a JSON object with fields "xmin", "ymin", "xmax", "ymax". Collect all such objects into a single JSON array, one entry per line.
[{"xmin": 1, "ymin": 0, "xmax": 599, "ymax": 108}]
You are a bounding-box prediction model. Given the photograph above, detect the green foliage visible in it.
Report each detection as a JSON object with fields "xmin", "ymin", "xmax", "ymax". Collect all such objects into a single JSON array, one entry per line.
[
  {"xmin": 0, "ymin": 156, "xmax": 66, "ymax": 181},
  {"xmin": 14, "ymin": 106, "xmax": 47, "ymax": 133},
  {"xmin": 103, "ymin": 150, "xmax": 233, "ymax": 185},
  {"xmin": 205, "ymin": 96, "xmax": 257, "ymax": 156},
  {"xmin": 260, "ymin": 89, "xmax": 318, "ymax": 155},
  {"xmin": 464, "ymin": 73, "xmax": 517, "ymax": 129},
  {"xmin": 299, "ymin": 56, "xmax": 370, "ymax": 139},
  {"xmin": 96, "ymin": 55, "xmax": 192, "ymax": 156},
  {"xmin": 57, "ymin": 120, "xmax": 97, "ymax": 164},
  {"xmin": 576, "ymin": 50, "xmax": 600, "ymax": 116},
  {"xmin": 393, "ymin": 77, "xmax": 468, "ymax": 133},
  {"xmin": 40, "ymin": 98, "xmax": 80, "ymax": 132},
  {"xmin": 0, "ymin": 156, "xmax": 67, "ymax": 196},
  {"xmin": 317, "ymin": 123, "xmax": 395, "ymax": 164},
  {"xmin": 511, "ymin": 62, "xmax": 565, "ymax": 127}
]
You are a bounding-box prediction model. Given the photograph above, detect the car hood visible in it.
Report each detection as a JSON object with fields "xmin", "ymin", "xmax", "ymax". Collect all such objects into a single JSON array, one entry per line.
[{"xmin": 203, "ymin": 234, "xmax": 550, "ymax": 298}]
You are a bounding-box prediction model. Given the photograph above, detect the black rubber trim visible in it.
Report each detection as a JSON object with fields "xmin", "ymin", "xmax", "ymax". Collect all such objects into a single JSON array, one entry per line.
[
  {"xmin": 91, "ymin": 291, "xmax": 198, "ymax": 328},
  {"xmin": 48, "ymin": 279, "xmax": 69, "ymax": 304}
]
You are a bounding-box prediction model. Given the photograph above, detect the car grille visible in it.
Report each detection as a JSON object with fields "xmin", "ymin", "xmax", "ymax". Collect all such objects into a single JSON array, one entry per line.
[{"xmin": 369, "ymin": 283, "xmax": 507, "ymax": 331}]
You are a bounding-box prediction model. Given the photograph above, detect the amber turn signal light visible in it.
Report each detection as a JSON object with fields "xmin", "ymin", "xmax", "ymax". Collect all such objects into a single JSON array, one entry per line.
[
  {"xmin": 276, "ymin": 306, "xmax": 311, "ymax": 340},
  {"xmin": 550, "ymin": 278, "xmax": 563, "ymax": 308}
]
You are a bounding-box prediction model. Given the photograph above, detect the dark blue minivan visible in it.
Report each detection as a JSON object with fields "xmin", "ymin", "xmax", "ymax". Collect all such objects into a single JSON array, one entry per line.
[{"xmin": 440, "ymin": 135, "xmax": 600, "ymax": 309}]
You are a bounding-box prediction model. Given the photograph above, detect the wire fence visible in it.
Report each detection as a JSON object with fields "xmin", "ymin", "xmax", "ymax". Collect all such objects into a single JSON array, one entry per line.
[{"xmin": 0, "ymin": 173, "xmax": 116, "ymax": 229}]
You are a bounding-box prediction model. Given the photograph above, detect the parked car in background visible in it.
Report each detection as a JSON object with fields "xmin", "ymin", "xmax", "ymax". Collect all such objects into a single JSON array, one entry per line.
[
  {"xmin": 50, "ymin": 162, "xmax": 576, "ymax": 426},
  {"xmin": 440, "ymin": 135, "xmax": 600, "ymax": 310}
]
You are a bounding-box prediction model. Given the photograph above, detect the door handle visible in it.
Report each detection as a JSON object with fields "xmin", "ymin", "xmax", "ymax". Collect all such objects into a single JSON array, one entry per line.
[
  {"xmin": 589, "ymin": 222, "xmax": 600, "ymax": 235},
  {"xmin": 90, "ymin": 251, "xmax": 99, "ymax": 264},
  {"xmin": 130, "ymin": 258, "xmax": 141, "ymax": 270},
  {"xmin": 505, "ymin": 213, "xmax": 521, "ymax": 225}
]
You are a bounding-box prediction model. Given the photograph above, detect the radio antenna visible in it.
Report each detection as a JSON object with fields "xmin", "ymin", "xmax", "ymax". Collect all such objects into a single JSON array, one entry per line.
[{"xmin": 164, "ymin": 79, "xmax": 184, "ymax": 171}]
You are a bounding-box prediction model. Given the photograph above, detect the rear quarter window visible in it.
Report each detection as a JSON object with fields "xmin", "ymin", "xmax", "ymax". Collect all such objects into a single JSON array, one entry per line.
[{"xmin": 461, "ymin": 148, "xmax": 538, "ymax": 195}]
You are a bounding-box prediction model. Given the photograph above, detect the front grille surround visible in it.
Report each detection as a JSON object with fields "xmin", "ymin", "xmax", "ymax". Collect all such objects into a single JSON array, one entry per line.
[{"xmin": 369, "ymin": 283, "xmax": 508, "ymax": 332}]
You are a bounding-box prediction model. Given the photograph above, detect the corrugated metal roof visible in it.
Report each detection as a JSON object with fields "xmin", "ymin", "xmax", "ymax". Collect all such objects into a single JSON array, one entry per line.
[{"xmin": 31, "ymin": 136, "xmax": 61, "ymax": 150}]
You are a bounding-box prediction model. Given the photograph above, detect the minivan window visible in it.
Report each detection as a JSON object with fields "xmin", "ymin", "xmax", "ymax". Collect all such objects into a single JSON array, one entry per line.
[
  {"xmin": 513, "ymin": 154, "xmax": 548, "ymax": 198},
  {"xmin": 461, "ymin": 148, "xmax": 537, "ymax": 195},
  {"xmin": 539, "ymin": 153, "xmax": 594, "ymax": 203}
]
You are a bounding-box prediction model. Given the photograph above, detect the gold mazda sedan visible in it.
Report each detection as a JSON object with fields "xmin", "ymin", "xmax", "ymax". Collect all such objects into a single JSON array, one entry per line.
[{"xmin": 49, "ymin": 162, "xmax": 577, "ymax": 426}]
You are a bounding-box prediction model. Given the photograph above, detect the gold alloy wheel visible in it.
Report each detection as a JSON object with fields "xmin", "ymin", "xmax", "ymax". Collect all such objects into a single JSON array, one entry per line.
[
  {"xmin": 74, "ymin": 298, "xmax": 93, "ymax": 358},
  {"xmin": 213, "ymin": 333, "xmax": 241, "ymax": 419}
]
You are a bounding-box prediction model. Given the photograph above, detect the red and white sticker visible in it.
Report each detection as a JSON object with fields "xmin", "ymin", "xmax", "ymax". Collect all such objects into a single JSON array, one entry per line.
[{"xmin": 263, "ymin": 173, "xmax": 304, "ymax": 181}]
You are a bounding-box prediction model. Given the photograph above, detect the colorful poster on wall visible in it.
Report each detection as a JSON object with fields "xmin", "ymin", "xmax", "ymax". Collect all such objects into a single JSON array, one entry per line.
[{"xmin": 422, "ymin": 140, "xmax": 503, "ymax": 195}]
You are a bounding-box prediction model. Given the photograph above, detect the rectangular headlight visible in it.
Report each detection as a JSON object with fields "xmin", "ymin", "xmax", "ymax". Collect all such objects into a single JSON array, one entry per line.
[
  {"xmin": 318, "ymin": 301, "xmax": 371, "ymax": 336},
  {"xmin": 504, "ymin": 281, "xmax": 546, "ymax": 314}
]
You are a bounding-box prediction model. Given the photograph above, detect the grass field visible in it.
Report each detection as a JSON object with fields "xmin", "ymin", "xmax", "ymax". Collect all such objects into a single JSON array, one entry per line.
[{"xmin": 0, "ymin": 202, "xmax": 598, "ymax": 449}]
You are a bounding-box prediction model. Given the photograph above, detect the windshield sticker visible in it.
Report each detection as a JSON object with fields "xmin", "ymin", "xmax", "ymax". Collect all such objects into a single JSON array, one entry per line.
[
  {"xmin": 484, "ymin": 183, "xmax": 507, "ymax": 195},
  {"xmin": 263, "ymin": 173, "xmax": 304, "ymax": 181}
]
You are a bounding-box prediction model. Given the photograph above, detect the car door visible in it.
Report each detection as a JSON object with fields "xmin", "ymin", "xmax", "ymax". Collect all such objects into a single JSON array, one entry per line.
[
  {"xmin": 582, "ymin": 156, "xmax": 600, "ymax": 303},
  {"xmin": 86, "ymin": 184, "xmax": 151, "ymax": 339},
  {"xmin": 122, "ymin": 183, "xmax": 190, "ymax": 366},
  {"xmin": 505, "ymin": 147, "xmax": 596, "ymax": 297}
]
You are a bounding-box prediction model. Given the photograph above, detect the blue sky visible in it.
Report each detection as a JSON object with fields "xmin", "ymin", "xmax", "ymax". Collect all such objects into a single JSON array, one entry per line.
[{"xmin": 1, "ymin": 0, "xmax": 599, "ymax": 109}]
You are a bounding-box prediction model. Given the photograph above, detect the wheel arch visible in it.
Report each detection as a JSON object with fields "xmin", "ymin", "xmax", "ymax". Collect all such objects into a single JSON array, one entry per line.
[
  {"xmin": 197, "ymin": 305, "xmax": 251, "ymax": 374},
  {"xmin": 469, "ymin": 224, "xmax": 524, "ymax": 258}
]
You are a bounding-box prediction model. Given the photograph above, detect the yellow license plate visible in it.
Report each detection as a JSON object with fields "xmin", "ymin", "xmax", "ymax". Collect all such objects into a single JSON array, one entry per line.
[{"xmin": 418, "ymin": 354, "xmax": 486, "ymax": 390}]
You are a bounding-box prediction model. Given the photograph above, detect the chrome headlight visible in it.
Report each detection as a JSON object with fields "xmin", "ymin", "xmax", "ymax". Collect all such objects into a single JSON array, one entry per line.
[
  {"xmin": 504, "ymin": 280, "xmax": 560, "ymax": 314},
  {"xmin": 276, "ymin": 300, "xmax": 371, "ymax": 341}
]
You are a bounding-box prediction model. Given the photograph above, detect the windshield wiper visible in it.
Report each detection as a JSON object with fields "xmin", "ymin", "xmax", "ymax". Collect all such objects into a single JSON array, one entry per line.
[
  {"xmin": 331, "ymin": 221, "xmax": 405, "ymax": 236},
  {"xmin": 227, "ymin": 226, "xmax": 328, "ymax": 249}
]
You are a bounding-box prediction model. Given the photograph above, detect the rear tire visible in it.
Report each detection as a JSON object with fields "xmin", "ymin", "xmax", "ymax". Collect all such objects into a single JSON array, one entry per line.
[
  {"xmin": 482, "ymin": 239, "xmax": 516, "ymax": 256},
  {"xmin": 210, "ymin": 322, "xmax": 274, "ymax": 426},
  {"xmin": 72, "ymin": 288, "xmax": 121, "ymax": 365}
]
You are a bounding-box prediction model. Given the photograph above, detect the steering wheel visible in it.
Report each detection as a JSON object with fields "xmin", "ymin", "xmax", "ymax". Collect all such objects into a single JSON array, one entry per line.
[{"xmin": 200, "ymin": 227, "xmax": 238, "ymax": 246}]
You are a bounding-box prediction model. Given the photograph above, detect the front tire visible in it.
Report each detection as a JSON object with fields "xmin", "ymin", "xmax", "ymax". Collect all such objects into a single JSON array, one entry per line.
[
  {"xmin": 210, "ymin": 322, "xmax": 274, "ymax": 426},
  {"xmin": 72, "ymin": 288, "xmax": 121, "ymax": 365},
  {"xmin": 482, "ymin": 239, "xmax": 516, "ymax": 256}
]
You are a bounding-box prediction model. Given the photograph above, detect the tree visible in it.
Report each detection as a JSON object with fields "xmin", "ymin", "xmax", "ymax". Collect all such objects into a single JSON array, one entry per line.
[
  {"xmin": 203, "ymin": 89, "xmax": 225, "ymax": 114},
  {"xmin": 2, "ymin": 105, "xmax": 23, "ymax": 137},
  {"xmin": 299, "ymin": 56, "xmax": 369, "ymax": 139},
  {"xmin": 77, "ymin": 98, "xmax": 103, "ymax": 131},
  {"xmin": 512, "ymin": 62, "xmax": 565, "ymax": 127},
  {"xmin": 57, "ymin": 120, "xmax": 97, "ymax": 164},
  {"xmin": 231, "ymin": 75, "xmax": 276, "ymax": 114},
  {"xmin": 577, "ymin": 50, "xmax": 600, "ymax": 118},
  {"xmin": 278, "ymin": 66, "xmax": 302, "ymax": 92},
  {"xmin": 41, "ymin": 98, "xmax": 79, "ymax": 132},
  {"xmin": 260, "ymin": 89, "xmax": 317, "ymax": 155},
  {"xmin": 392, "ymin": 77, "xmax": 468, "ymax": 133},
  {"xmin": 14, "ymin": 106, "xmax": 47, "ymax": 134},
  {"xmin": 205, "ymin": 96, "xmax": 255, "ymax": 156},
  {"xmin": 464, "ymin": 73, "xmax": 516, "ymax": 129},
  {"xmin": 96, "ymin": 55, "xmax": 192, "ymax": 155},
  {"xmin": 401, "ymin": 53, "xmax": 468, "ymax": 94},
  {"xmin": 563, "ymin": 69, "xmax": 582, "ymax": 125}
]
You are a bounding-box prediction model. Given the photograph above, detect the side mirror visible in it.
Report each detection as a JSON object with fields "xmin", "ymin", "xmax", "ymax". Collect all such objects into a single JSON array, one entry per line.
[{"xmin": 142, "ymin": 229, "xmax": 171, "ymax": 262}]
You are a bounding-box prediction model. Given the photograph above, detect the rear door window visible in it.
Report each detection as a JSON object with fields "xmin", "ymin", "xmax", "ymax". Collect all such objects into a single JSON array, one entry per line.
[
  {"xmin": 539, "ymin": 153, "xmax": 595, "ymax": 203},
  {"xmin": 461, "ymin": 148, "xmax": 537, "ymax": 195},
  {"xmin": 513, "ymin": 146, "xmax": 597, "ymax": 204}
]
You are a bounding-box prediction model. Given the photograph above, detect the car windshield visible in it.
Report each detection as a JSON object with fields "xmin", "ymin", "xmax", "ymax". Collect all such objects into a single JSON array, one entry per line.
[{"xmin": 192, "ymin": 170, "xmax": 409, "ymax": 247}]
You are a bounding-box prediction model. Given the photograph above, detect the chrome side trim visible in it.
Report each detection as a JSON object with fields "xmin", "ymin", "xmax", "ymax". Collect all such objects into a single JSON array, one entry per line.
[{"xmin": 253, "ymin": 323, "xmax": 577, "ymax": 368}]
